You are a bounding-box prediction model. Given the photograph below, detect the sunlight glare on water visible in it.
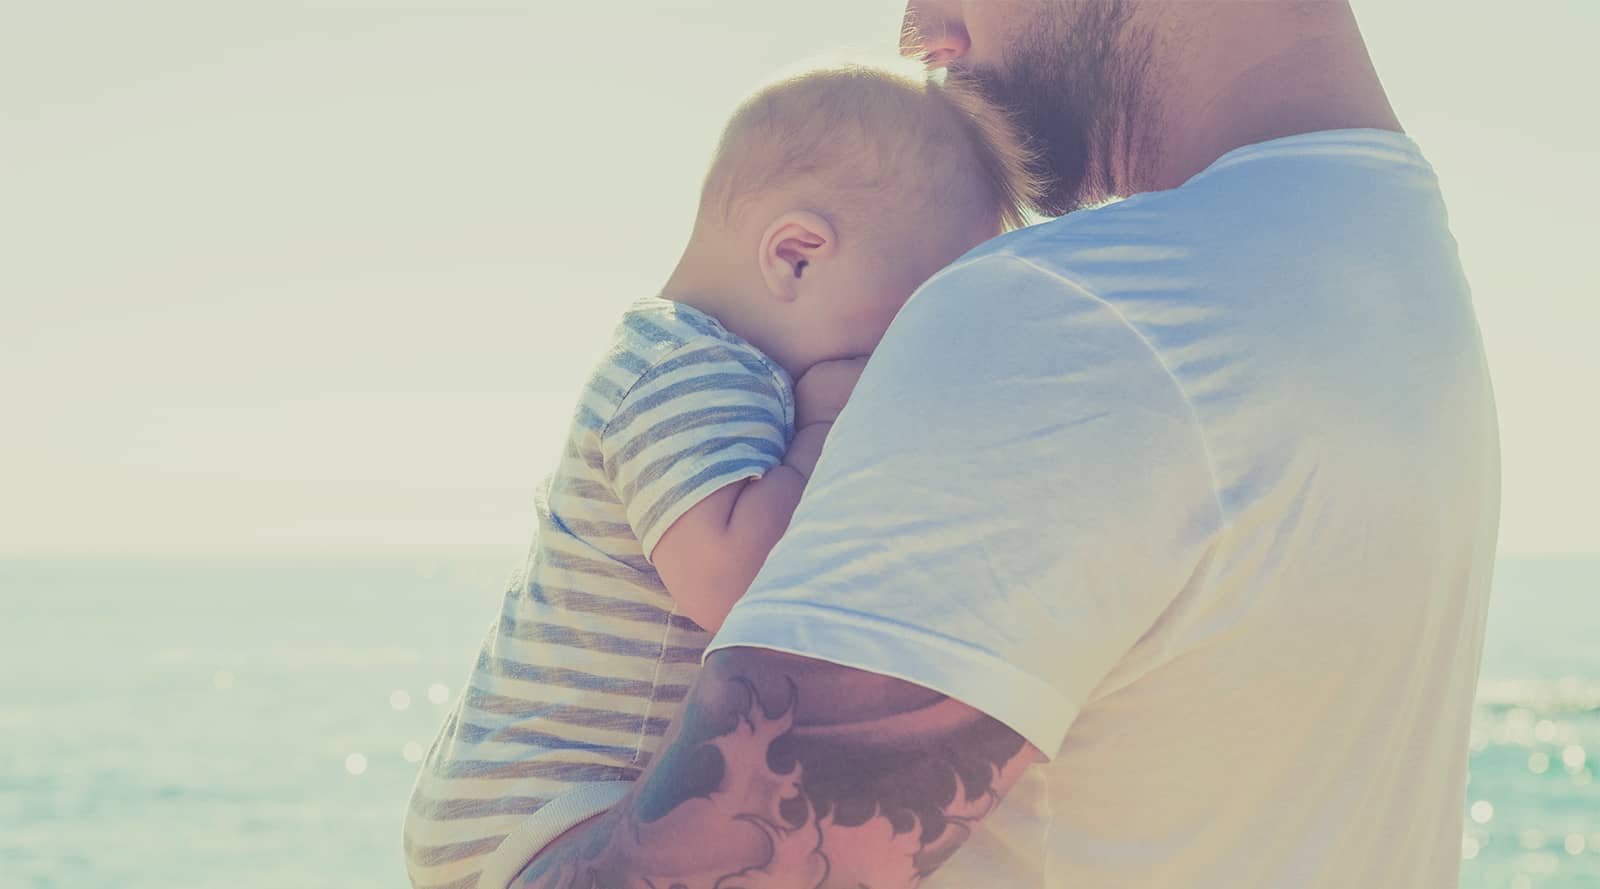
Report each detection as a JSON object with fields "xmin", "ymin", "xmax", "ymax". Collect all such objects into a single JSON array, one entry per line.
[
  {"xmin": 2, "ymin": 555, "xmax": 1594, "ymax": 888},
  {"xmin": 1562, "ymin": 745, "xmax": 1587, "ymax": 772}
]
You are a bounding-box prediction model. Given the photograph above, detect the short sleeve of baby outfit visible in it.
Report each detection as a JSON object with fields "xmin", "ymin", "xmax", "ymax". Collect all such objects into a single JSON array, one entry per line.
[
  {"xmin": 707, "ymin": 254, "xmax": 1226, "ymax": 758},
  {"xmin": 601, "ymin": 336, "xmax": 794, "ymax": 559}
]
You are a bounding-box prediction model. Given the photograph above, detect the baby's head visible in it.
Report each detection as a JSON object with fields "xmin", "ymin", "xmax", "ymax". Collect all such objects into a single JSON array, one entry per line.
[{"xmin": 669, "ymin": 62, "xmax": 1040, "ymax": 376}]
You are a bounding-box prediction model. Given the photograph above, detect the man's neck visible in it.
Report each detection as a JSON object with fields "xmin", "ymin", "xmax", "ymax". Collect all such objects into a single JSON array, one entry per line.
[{"xmin": 1141, "ymin": 4, "xmax": 1401, "ymax": 194}]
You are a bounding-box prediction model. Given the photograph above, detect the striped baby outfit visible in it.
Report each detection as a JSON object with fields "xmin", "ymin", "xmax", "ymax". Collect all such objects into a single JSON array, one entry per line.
[{"xmin": 403, "ymin": 297, "xmax": 795, "ymax": 889}]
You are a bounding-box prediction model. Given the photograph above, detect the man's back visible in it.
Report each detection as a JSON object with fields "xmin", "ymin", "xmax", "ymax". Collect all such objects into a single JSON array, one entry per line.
[
  {"xmin": 715, "ymin": 128, "xmax": 1499, "ymax": 888},
  {"xmin": 952, "ymin": 129, "xmax": 1497, "ymax": 886}
]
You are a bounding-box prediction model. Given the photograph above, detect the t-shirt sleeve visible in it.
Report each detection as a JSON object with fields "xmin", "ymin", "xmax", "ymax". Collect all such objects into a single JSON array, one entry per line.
[
  {"xmin": 706, "ymin": 254, "xmax": 1225, "ymax": 758},
  {"xmin": 601, "ymin": 338, "xmax": 794, "ymax": 558}
]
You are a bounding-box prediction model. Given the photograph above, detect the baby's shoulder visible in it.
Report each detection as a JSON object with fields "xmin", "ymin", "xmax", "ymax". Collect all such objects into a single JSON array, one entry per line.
[
  {"xmin": 589, "ymin": 297, "xmax": 791, "ymax": 414},
  {"xmin": 611, "ymin": 296, "xmax": 733, "ymax": 361},
  {"xmin": 607, "ymin": 297, "xmax": 767, "ymax": 373}
]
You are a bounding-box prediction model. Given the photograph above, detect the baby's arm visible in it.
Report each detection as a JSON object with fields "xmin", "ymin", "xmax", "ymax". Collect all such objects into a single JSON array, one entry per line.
[{"xmin": 651, "ymin": 357, "xmax": 867, "ymax": 632}]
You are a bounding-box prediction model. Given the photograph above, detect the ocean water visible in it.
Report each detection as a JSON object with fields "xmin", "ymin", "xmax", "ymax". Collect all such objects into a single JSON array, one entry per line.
[{"xmin": 1, "ymin": 554, "xmax": 1595, "ymax": 888}]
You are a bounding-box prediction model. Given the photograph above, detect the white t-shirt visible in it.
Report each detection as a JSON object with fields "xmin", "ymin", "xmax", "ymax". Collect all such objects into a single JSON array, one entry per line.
[{"xmin": 710, "ymin": 129, "xmax": 1501, "ymax": 889}]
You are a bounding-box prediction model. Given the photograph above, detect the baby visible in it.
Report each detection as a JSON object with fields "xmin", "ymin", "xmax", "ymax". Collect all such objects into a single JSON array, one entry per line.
[{"xmin": 404, "ymin": 62, "xmax": 1037, "ymax": 889}]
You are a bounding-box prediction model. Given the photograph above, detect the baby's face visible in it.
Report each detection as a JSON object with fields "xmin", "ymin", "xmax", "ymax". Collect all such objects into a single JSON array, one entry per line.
[{"xmin": 809, "ymin": 207, "xmax": 1003, "ymax": 360}]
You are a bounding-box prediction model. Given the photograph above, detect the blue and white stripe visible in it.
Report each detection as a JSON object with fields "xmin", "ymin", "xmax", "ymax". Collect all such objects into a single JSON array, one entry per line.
[{"xmin": 403, "ymin": 297, "xmax": 793, "ymax": 889}]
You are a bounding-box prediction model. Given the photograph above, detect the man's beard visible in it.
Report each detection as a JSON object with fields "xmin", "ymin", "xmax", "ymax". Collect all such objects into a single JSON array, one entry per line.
[{"xmin": 950, "ymin": 1, "xmax": 1152, "ymax": 217}]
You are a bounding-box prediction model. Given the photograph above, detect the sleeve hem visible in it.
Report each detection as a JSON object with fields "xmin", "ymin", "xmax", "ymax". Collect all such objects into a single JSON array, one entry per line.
[
  {"xmin": 706, "ymin": 600, "xmax": 1078, "ymax": 759},
  {"xmin": 475, "ymin": 781, "xmax": 632, "ymax": 889},
  {"xmin": 639, "ymin": 470, "xmax": 767, "ymax": 559}
]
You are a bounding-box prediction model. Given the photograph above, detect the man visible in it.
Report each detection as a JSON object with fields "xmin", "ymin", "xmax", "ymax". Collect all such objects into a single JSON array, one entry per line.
[{"xmin": 503, "ymin": 2, "xmax": 1499, "ymax": 887}]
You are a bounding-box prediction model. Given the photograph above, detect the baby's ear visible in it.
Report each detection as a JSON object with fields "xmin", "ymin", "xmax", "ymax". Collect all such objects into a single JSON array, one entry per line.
[{"xmin": 757, "ymin": 210, "xmax": 837, "ymax": 302}]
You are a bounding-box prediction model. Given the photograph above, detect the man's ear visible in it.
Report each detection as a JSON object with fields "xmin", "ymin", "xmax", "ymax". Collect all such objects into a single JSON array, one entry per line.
[{"xmin": 757, "ymin": 210, "xmax": 837, "ymax": 303}]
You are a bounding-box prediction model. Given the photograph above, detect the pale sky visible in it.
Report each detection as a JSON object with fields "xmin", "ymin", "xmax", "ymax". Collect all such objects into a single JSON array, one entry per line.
[{"xmin": 2, "ymin": 2, "xmax": 1595, "ymax": 557}]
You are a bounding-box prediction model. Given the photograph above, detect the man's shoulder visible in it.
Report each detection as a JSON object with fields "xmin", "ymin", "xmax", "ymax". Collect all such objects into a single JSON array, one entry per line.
[
  {"xmin": 926, "ymin": 192, "xmax": 1193, "ymax": 294},
  {"xmin": 893, "ymin": 195, "xmax": 1220, "ymax": 375},
  {"xmin": 918, "ymin": 222, "xmax": 1069, "ymax": 297}
]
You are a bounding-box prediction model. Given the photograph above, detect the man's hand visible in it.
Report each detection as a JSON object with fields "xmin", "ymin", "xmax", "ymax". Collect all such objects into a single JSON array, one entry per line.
[{"xmin": 794, "ymin": 356, "xmax": 870, "ymax": 429}]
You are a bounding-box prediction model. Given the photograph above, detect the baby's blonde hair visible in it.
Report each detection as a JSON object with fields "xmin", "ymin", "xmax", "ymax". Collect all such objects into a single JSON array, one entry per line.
[{"xmin": 700, "ymin": 60, "xmax": 1041, "ymax": 235}]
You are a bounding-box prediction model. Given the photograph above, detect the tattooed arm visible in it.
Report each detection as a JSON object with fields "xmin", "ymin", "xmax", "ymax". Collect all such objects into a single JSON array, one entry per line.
[{"xmin": 510, "ymin": 647, "xmax": 1043, "ymax": 889}]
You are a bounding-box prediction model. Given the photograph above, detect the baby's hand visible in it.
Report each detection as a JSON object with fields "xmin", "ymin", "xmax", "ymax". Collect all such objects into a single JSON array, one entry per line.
[{"xmin": 794, "ymin": 356, "xmax": 869, "ymax": 429}]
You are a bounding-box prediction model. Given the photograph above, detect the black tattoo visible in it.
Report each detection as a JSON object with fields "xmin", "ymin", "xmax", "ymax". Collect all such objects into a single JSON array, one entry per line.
[{"xmin": 511, "ymin": 649, "xmax": 1034, "ymax": 889}]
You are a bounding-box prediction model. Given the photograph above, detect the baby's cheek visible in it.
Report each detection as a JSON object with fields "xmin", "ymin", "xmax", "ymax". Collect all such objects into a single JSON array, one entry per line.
[{"xmin": 844, "ymin": 295, "xmax": 905, "ymax": 353}]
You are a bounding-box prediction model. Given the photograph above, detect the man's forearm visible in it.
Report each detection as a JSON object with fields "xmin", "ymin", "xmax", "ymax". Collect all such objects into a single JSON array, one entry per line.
[{"xmin": 509, "ymin": 648, "xmax": 1041, "ymax": 889}]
